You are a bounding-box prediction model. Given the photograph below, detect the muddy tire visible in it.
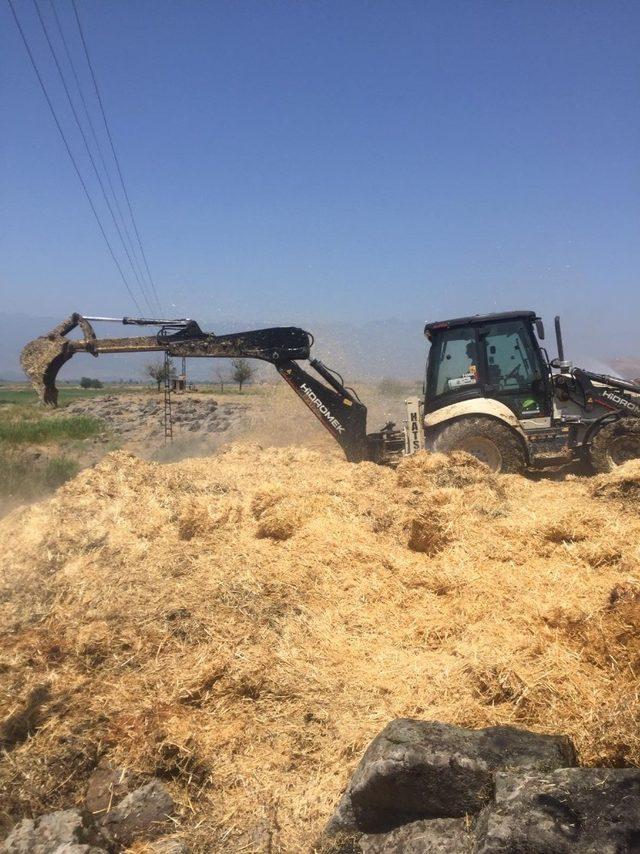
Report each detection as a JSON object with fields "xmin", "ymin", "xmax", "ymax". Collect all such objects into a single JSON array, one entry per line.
[
  {"xmin": 431, "ymin": 416, "xmax": 527, "ymax": 474},
  {"xmin": 589, "ymin": 418, "xmax": 640, "ymax": 473}
]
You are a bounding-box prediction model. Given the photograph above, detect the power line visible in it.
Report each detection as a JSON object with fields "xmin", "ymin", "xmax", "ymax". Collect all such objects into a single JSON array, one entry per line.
[
  {"xmin": 7, "ymin": 0, "xmax": 144, "ymax": 314},
  {"xmin": 70, "ymin": 0, "xmax": 163, "ymax": 315},
  {"xmin": 48, "ymin": 0, "xmax": 149, "ymax": 297},
  {"xmin": 33, "ymin": 0, "xmax": 155, "ymax": 314}
]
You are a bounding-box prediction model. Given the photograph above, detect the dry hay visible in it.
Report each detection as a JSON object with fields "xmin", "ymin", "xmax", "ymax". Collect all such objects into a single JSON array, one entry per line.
[
  {"xmin": 0, "ymin": 448, "xmax": 639, "ymax": 852},
  {"xmin": 591, "ymin": 459, "xmax": 640, "ymax": 501}
]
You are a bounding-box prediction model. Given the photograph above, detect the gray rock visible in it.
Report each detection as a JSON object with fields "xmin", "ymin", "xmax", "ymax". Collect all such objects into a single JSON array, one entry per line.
[
  {"xmin": 319, "ymin": 819, "xmax": 474, "ymax": 854},
  {"xmin": 234, "ymin": 818, "xmax": 273, "ymax": 852},
  {"xmin": 50, "ymin": 847, "xmax": 106, "ymax": 854},
  {"xmin": 475, "ymin": 767, "xmax": 640, "ymax": 853},
  {"xmin": 327, "ymin": 720, "xmax": 576, "ymax": 835},
  {"xmin": 361, "ymin": 818, "xmax": 474, "ymax": 853},
  {"xmin": 148, "ymin": 839, "xmax": 190, "ymax": 854},
  {"xmin": 99, "ymin": 779, "xmax": 174, "ymax": 845},
  {"xmin": 1, "ymin": 809, "xmax": 107, "ymax": 854},
  {"xmin": 85, "ymin": 759, "xmax": 130, "ymax": 815}
]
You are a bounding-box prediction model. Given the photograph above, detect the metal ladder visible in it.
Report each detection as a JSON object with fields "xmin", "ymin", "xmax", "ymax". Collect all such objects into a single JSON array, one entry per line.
[{"xmin": 163, "ymin": 352, "xmax": 173, "ymax": 443}]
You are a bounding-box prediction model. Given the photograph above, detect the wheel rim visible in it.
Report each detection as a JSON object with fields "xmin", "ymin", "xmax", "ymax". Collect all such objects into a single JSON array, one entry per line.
[
  {"xmin": 454, "ymin": 436, "xmax": 503, "ymax": 471},
  {"xmin": 607, "ymin": 435, "xmax": 640, "ymax": 467}
]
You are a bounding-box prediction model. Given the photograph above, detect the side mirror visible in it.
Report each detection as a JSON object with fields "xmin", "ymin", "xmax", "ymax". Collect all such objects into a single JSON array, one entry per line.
[{"xmin": 535, "ymin": 319, "xmax": 545, "ymax": 340}]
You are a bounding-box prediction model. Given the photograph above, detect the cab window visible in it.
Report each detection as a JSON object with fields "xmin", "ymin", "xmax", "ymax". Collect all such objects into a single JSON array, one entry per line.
[
  {"xmin": 481, "ymin": 321, "xmax": 539, "ymax": 391},
  {"xmin": 429, "ymin": 328, "xmax": 479, "ymax": 396}
]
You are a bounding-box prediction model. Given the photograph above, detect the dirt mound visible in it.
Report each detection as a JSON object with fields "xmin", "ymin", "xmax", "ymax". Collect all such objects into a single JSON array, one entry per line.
[
  {"xmin": 64, "ymin": 394, "xmax": 247, "ymax": 444},
  {"xmin": 0, "ymin": 448, "xmax": 638, "ymax": 851}
]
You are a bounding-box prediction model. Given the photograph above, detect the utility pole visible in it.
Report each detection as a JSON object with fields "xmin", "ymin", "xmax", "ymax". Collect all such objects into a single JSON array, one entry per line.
[{"xmin": 163, "ymin": 352, "xmax": 173, "ymax": 443}]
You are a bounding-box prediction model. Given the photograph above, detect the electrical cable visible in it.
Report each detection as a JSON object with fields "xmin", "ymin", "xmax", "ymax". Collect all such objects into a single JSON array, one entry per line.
[
  {"xmin": 70, "ymin": 0, "xmax": 163, "ymax": 315},
  {"xmin": 48, "ymin": 0, "xmax": 149, "ymax": 297},
  {"xmin": 33, "ymin": 0, "xmax": 155, "ymax": 314},
  {"xmin": 7, "ymin": 0, "xmax": 143, "ymax": 314}
]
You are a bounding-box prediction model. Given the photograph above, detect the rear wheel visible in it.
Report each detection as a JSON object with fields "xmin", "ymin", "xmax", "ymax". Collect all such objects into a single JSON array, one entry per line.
[
  {"xmin": 431, "ymin": 416, "xmax": 526, "ymax": 473},
  {"xmin": 589, "ymin": 418, "xmax": 640, "ymax": 473}
]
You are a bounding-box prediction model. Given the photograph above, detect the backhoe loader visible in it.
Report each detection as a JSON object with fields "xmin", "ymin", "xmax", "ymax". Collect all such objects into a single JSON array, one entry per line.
[{"xmin": 21, "ymin": 310, "xmax": 640, "ymax": 473}]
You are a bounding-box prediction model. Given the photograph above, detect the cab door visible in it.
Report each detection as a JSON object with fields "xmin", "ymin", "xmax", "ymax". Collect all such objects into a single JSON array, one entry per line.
[
  {"xmin": 425, "ymin": 327, "xmax": 482, "ymax": 412},
  {"xmin": 477, "ymin": 320, "xmax": 550, "ymax": 418}
]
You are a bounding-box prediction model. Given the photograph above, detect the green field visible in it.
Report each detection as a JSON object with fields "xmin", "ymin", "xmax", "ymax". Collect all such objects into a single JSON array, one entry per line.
[
  {"xmin": 0, "ymin": 385, "xmax": 144, "ymax": 406},
  {"xmin": 0, "ymin": 386, "xmax": 109, "ymax": 508},
  {"xmin": 0, "ymin": 383, "xmax": 265, "ymax": 406},
  {"xmin": 0, "ymin": 416, "xmax": 103, "ymax": 445}
]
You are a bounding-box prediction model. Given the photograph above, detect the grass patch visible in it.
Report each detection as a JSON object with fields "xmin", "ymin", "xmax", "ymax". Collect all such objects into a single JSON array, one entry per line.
[
  {"xmin": 0, "ymin": 416, "xmax": 103, "ymax": 445},
  {"xmin": 0, "ymin": 387, "xmax": 144, "ymax": 406},
  {"xmin": 0, "ymin": 453, "xmax": 79, "ymax": 500}
]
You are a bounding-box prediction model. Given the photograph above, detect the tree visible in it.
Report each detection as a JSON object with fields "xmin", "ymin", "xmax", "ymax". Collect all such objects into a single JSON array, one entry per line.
[
  {"xmin": 80, "ymin": 377, "xmax": 103, "ymax": 389},
  {"xmin": 144, "ymin": 360, "xmax": 176, "ymax": 391},
  {"xmin": 231, "ymin": 358, "xmax": 255, "ymax": 392},
  {"xmin": 215, "ymin": 368, "xmax": 231, "ymax": 393}
]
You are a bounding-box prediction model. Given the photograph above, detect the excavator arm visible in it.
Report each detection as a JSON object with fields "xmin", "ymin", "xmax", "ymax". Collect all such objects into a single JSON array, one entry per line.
[{"xmin": 20, "ymin": 313, "xmax": 373, "ymax": 462}]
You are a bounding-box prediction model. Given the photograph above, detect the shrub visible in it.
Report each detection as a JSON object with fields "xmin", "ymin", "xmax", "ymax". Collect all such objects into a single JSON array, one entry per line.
[{"xmin": 80, "ymin": 378, "xmax": 103, "ymax": 389}]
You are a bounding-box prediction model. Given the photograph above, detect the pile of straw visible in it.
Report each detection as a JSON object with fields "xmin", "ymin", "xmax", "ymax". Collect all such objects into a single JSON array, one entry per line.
[{"xmin": 0, "ymin": 446, "xmax": 638, "ymax": 851}]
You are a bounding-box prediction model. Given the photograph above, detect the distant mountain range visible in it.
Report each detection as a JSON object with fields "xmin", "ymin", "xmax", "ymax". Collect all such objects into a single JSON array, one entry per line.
[{"xmin": 1, "ymin": 312, "xmax": 638, "ymax": 384}]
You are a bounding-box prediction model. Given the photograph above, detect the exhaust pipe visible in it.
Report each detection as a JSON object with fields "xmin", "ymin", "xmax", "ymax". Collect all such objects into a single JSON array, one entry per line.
[
  {"xmin": 554, "ymin": 315, "xmax": 565, "ymax": 362},
  {"xmin": 553, "ymin": 315, "xmax": 573, "ymax": 374}
]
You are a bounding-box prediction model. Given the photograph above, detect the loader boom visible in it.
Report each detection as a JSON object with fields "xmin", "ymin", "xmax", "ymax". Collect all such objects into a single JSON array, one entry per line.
[{"xmin": 20, "ymin": 313, "xmax": 372, "ymax": 462}]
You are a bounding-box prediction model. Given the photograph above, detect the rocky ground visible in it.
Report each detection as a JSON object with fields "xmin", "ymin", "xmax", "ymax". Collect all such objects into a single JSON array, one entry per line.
[
  {"xmin": 62, "ymin": 393, "xmax": 250, "ymax": 450},
  {"xmin": 320, "ymin": 719, "xmax": 640, "ymax": 852}
]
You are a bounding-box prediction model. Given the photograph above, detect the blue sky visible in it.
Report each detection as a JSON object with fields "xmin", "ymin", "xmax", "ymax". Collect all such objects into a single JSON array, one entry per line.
[{"xmin": 1, "ymin": 0, "xmax": 639, "ymax": 357}]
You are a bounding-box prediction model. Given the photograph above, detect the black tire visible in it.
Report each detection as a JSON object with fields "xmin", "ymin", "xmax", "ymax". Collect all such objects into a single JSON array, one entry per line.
[
  {"xmin": 430, "ymin": 416, "xmax": 527, "ymax": 474},
  {"xmin": 589, "ymin": 418, "xmax": 640, "ymax": 473}
]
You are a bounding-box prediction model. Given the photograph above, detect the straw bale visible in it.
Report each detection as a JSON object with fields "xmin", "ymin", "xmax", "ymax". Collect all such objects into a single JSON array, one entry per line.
[{"xmin": 0, "ymin": 445, "xmax": 638, "ymax": 851}]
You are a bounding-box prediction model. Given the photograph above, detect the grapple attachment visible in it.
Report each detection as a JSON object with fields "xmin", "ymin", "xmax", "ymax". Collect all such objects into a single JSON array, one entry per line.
[{"xmin": 20, "ymin": 314, "xmax": 98, "ymax": 406}]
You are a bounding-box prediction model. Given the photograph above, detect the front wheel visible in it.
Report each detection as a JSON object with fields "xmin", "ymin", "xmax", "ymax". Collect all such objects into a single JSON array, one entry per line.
[
  {"xmin": 589, "ymin": 418, "xmax": 640, "ymax": 473},
  {"xmin": 430, "ymin": 416, "xmax": 527, "ymax": 474}
]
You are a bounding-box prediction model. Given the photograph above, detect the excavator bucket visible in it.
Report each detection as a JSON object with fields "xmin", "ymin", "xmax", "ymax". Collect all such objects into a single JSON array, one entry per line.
[{"xmin": 20, "ymin": 314, "xmax": 97, "ymax": 406}]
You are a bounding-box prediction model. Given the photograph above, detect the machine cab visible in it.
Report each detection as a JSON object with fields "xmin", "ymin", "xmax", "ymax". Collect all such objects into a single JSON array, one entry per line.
[{"xmin": 424, "ymin": 311, "xmax": 550, "ymax": 419}]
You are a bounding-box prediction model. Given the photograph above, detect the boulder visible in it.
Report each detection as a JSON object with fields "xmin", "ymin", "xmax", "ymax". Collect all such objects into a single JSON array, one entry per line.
[
  {"xmin": 326, "ymin": 720, "xmax": 576, "ymax": 834},
  {"xmin": 1, "ymin": 809, "xmax": 107, "ymax": 853},
  {"xmin": 99, "ymin": 779, "xmax": 174, "ymax": 846},
  {"xmin": 322, "ymin": 817, "xmax": 475, "ymax": 853},
  {"xmin": 85, "ymin": 759, "xmax": 130, "ymax": 815},
  {"xmin": 361, "ymin": 818, "xmax": 474, "ymax": 853},
  {"xmin": 475, "ymin": 767, "xmax": 640, "ymax": 853}
]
